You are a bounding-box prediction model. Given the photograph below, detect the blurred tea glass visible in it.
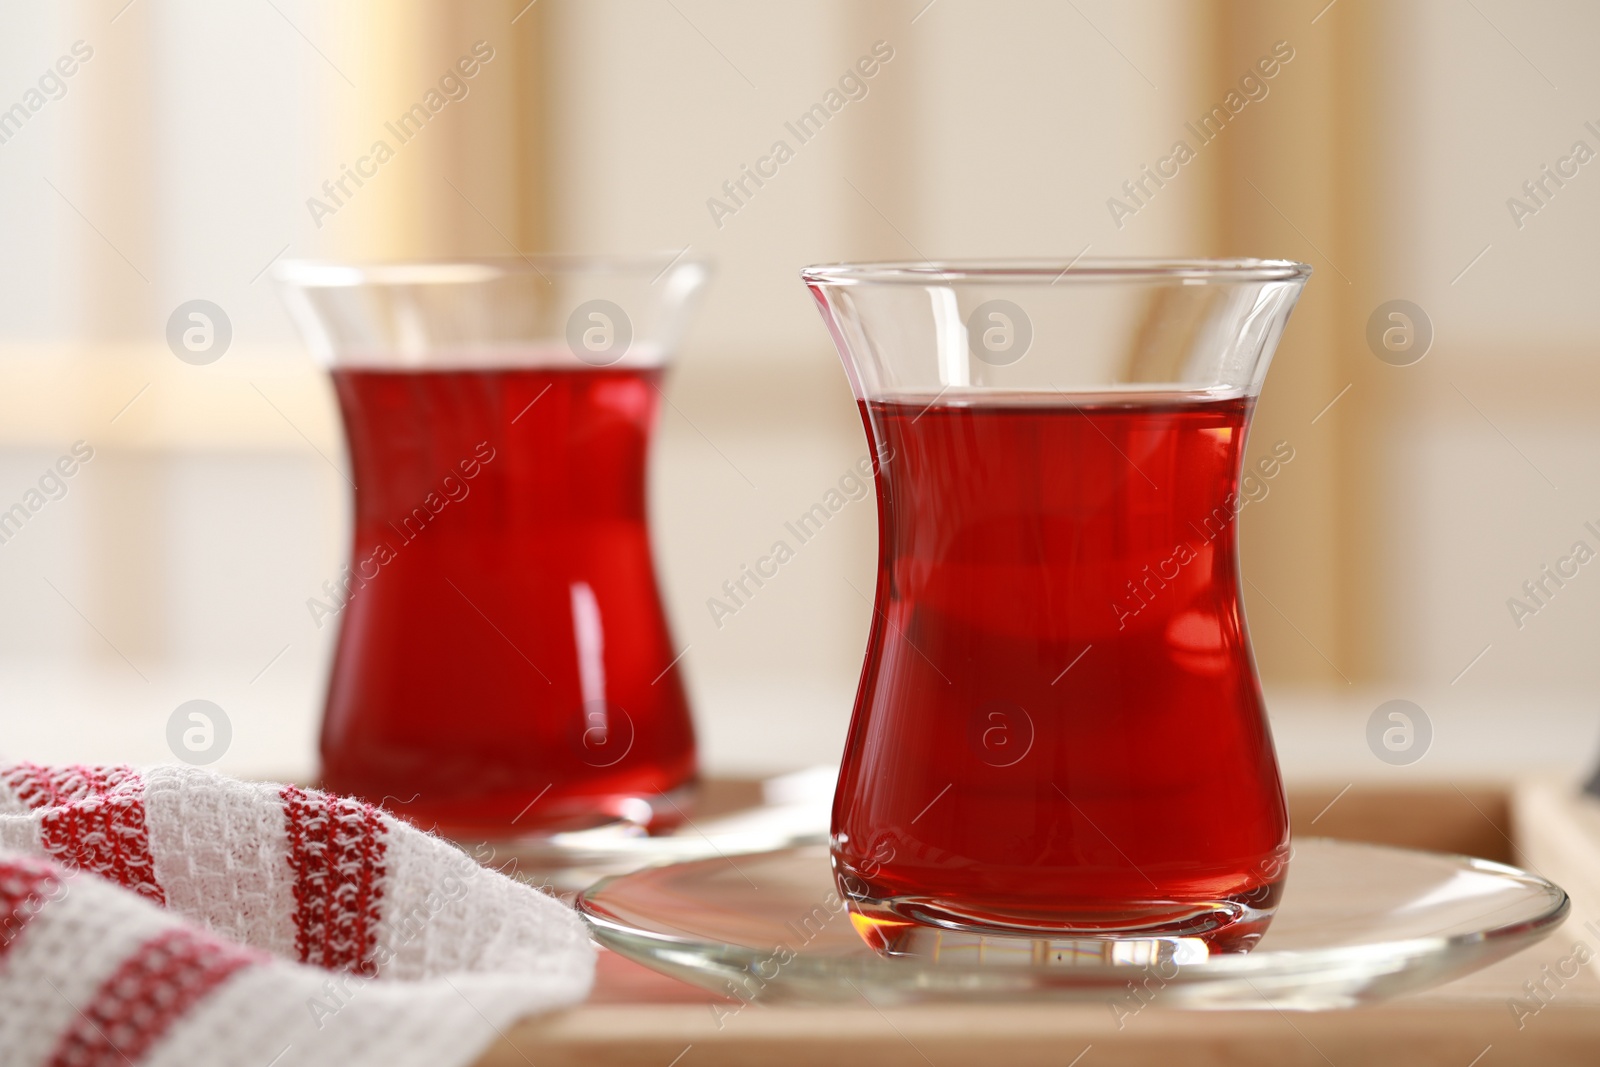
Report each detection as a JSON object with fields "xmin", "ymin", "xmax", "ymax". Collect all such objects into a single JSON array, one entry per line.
[
  {"xmin": 278, "ymin": 256, "xmax": 707, "ymax": 836},
  {"xmin": 804, "ymin": 258, "xmax": 1309, "ymax": 956}
]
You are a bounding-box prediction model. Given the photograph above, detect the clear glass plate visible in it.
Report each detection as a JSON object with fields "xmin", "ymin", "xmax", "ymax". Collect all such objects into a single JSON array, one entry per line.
[
  {"xmin": 459, "ymin": 769, "xmax": 836, "ymax": 893},
  {"xmin": 577, "ymin": 839, "xmax": 1568, "ymax": 1009},
  {"xmin": 465, "ymin": 805, "xmax": 827, "ymax": 893}
]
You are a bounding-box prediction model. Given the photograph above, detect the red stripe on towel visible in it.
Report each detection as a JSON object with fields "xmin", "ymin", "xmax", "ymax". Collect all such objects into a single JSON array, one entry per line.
[
  {"xmin": 29, "ymin": 770, "xmax": 165, "ymax": 906},
  {"xmin": 281, "ymin": 784, "xmax": 388, "ymax": 973},
  {"xmin": 1, "ymin": 762, "xmax": 142, "ymax": 810},
  {"xmin": 0, "ymin": 854, "xmax": 63, "ymax": 958},
  {"xmin": 45, "ymin": 926, "xmax": 261, "ymax": 1067}
]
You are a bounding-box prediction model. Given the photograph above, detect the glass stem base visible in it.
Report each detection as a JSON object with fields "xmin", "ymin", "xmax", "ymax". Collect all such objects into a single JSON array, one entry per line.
[{"xmin": 844, "ymin": 883, "xmax": 1283, "ymax": 960}]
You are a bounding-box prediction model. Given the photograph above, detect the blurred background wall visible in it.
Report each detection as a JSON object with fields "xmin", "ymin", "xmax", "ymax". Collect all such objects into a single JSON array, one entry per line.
[{"xmin": 0, "ymin": 0, "xmax": 1596, "ymax": 783}]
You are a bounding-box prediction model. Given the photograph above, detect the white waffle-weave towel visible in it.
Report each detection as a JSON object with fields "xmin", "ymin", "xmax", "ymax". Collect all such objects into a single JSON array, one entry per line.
[{"xmin": 0, "ymin": 762, "xmax": 595, "ymax": 1067}]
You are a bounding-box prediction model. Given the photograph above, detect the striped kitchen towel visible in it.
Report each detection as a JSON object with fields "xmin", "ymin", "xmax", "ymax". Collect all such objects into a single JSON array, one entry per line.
[{"xmin": 0, "ymin": 762, "xmax": 595, "ymax": 1067}]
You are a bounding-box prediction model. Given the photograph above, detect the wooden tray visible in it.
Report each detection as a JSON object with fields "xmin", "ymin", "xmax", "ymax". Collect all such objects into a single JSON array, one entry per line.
[{"xmin": 476, "ymin": 781, "xmax": 1600, "ymax": 1066}]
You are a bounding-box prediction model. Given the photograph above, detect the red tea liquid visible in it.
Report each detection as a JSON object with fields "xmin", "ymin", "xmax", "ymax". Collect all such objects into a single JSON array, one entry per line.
[
  {"xmin": 833, "ymin": 393, "xmax": 1289, "ymax": 951},
  {"xmin": 322, "ymin": 366, "xmax": 696, "ymax": 834}
]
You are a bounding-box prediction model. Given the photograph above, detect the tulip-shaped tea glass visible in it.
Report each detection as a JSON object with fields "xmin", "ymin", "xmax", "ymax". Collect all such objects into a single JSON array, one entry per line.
[
  {"xmin": 804, "ymin": 259, "xmax": 1310, "ymax": 957},
  {"xmin": 278, "ymin": 256, "xmax": 707, "ymax": 837}
]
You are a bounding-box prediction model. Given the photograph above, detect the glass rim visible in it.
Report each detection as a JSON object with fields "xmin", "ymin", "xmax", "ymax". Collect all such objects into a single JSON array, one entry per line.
[
  {"xmin": 800, "ymin": 257, "xmax": 1312, "ymax": 286},
  {"xmin": 274, "ymin": 252, "xmax": 709, "ymax": 289}
]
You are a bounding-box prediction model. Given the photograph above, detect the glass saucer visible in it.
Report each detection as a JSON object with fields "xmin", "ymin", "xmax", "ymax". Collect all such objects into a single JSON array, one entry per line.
[
  {"xmin": 577, "ymin": 839, "xmax": 1568, "ymax": 1009},
  {"xmin": 457, "ymin": 769, "xmax": 835, "ymax": 893},
  {"xmin": 464, "ymin": 803, "xmax": 827, "ymax": 893}
]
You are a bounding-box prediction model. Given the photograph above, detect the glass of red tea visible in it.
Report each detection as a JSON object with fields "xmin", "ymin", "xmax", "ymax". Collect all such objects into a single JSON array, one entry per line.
[
  {"xmin": 803, "ymin": 259, "xmax": 1310, "ymax": 957},
  {"xmin": 278, "ymin": 256, "xmax": 707, "ymax": 837}
]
